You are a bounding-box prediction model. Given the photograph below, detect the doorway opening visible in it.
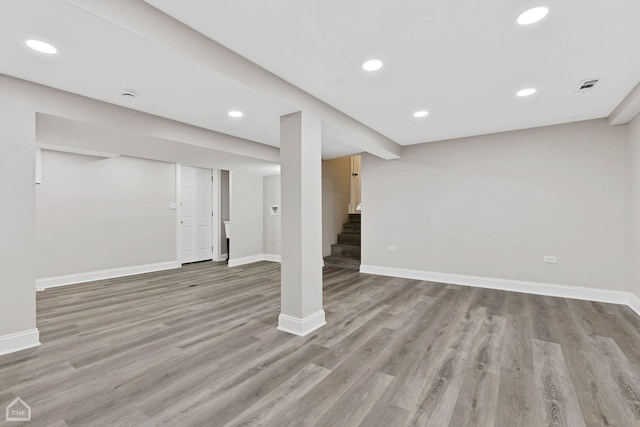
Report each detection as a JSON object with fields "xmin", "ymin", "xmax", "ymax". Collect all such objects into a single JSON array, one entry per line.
[{"xmin": 349, "ymin": 155, "xmax": 361, "ymax": 214}]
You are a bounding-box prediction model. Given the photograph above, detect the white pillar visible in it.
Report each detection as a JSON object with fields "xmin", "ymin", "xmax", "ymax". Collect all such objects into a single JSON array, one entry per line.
[
  {"xmin": 278, "ymin": 111, "xmax": 325, "ymax": 336},
  {"xmin": 0, "ymin": 99, "xmax": 39, "ymax": 356}
]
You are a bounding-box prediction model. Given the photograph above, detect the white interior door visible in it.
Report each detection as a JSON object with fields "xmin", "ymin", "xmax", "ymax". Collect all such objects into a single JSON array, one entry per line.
[
  {"xmin": 181, "ymin": 165, "xmax": 213, "ymax": 263},
  {"xmin": 350, "ymin": 155, "xmax": 362, "ymax": 213}
]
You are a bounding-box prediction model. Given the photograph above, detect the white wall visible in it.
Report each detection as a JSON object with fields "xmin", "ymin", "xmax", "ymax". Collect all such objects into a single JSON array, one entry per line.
[
  {"xmin": 629, "ymin": 114, "xmax": 640, "ymax": 298},
  {"xmin": 36, "ymin": 151, "xmax": 177, "ymax": 278},
  {"xmin": 322, "ymin": 157, "xmax": 351, "ymax": 256},
  {"xmin": 229, "ymin": 172, "xmax": 264, "ymax": 260},
  {"xmin": 263, "ymin": 175, "xmax": 281, "ymax": 257},
  {"xmin": 0, "ymin": 102, "xmax": 38, "ymax": 347},
  {"xmin": 363, "ymin": 119, "xmax": 632, "ymax": 291}
]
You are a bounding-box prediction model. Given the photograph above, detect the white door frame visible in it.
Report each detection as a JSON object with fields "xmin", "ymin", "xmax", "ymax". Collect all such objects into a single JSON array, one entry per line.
[
  {"xmin": 176, "ymin": 163, "xmax": 183, "ymax": 264},
  {"xmin": 349, "ymin": 155, "xmax": 362, "ymax": 213},
  {"xmin": 176, "ymin": 164, "xmax": 222, "ymax": 264},
  {"xmin": 212, "ymin": 169, "xmax": 223, "ymax": 261}
]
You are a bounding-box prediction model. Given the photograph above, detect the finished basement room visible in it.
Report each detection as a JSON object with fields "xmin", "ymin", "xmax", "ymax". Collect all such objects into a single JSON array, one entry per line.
[{"xmin": 2, "ymin": 0, "xmax": 640, "ymax": 426}]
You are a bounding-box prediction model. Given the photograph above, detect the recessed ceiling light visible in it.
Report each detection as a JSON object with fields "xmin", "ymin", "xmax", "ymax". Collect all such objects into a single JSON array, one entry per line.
[
  {"xmin": 413, "ymin": 110, "xmax": 429, "ymax": 118},
  {"xmin": 228, "ymin": 110, "xmax": 243, "ymax": 118},
  {"xmin": 516, "ymin": 88, "xmax": 537, "ymax": 97},
  {"xmin": 25, "ymin": 39, "xmax": 57, "ymax": 54},
  {"xmin": 362, "ymin": 59, "xmax": 383, "ymax": 72},
  {"xmin": 517, "ymin": 6, "xmax": 549, "ymax": 25}
]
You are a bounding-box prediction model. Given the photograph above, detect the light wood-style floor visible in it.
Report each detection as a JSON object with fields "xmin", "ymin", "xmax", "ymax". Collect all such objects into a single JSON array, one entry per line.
[{"xmin": 1, "ymin": 262, "xmax": 640, "ymax": 426}]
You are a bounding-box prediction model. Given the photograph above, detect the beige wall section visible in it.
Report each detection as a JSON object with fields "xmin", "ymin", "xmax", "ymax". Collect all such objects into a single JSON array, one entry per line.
[
  {"xmin": 322, "ymin": 157, "xmax": 351, "ymax": 256},
  {"xmin": 363, "ymin": 119, "xmax": 632, "ymax": 291},
  {"xmin": 263, "ymin": 175, "xmax": 281, "ymax": 256},
  {"xmin": 629, "ymin": 114, "xmax": 640, "ymax": 297},
  {"xmin": 36, "ymin": 151, "xmax": 176, "ymax": 278},
  {"xmin": 229, "ymin": 172, "xmax": 264, "ymax": 259},
  {"xmin": 0, "ymin": 102, "xmax": 37, "ymax": 338}
]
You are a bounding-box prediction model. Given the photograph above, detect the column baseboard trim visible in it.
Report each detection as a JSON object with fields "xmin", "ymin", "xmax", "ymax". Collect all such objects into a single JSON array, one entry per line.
[
  {"xmin": 628, "ymin": 293, "xmax": 640, "ymax": 317},
  {"xmin": 228, "ymin": 254, "xmax": 281, "ymax": 267},
  {"xmin": 278, "ymin": 310, "xmax": 326, "ymax": 336},
  {"xmin": 263, "ymin": 254, "xmax": 281, "ymax": 263},
  {"xmin": 360, "ymin": 264, "xmax": 639, "ymax": 314},
  {"xmin": 0, "ymin": 328, "xmax": 40, "ymax": 357},
  {"xmin": 36, "ymin": 261, "xmax": 180, "ymax": 291}
]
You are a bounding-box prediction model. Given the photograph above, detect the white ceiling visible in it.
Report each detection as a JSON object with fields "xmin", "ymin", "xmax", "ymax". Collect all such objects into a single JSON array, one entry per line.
[
  {"xmin": 2, "ymin": 0, "xmax": 640, "ymax": 166},
  {"xmin": 147, "ymin": 0, "xmax": 640, "ymax": 144},
  {"xmin": 0, "ymin": 0, "xmax": 296, "ymax": 148}
]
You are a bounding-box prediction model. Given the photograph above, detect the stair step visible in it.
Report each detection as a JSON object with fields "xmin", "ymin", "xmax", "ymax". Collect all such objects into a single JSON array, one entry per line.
[
  {"xmin": 337, "ymin": 233, "xmax": 361, "ymax": 245},
  {"xmin": 348, "ymin": 213, "xmax": 361, "ymax": 223},
  {"xmin": 323, "ymin": 255, "xmax": 360, "ymax": 271},
  {"xmin": 342, "ymin": 223, "xmax": 361, "ymax": 233},
  {"xmin": 331, "ymin": 243, "xmax": 361, "ymax": 258}
]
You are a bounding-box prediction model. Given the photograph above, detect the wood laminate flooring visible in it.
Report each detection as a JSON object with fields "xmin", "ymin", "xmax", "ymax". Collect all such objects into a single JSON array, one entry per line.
[{"xmin": 1, "ymin": 261, "xmax": 640, "ymax": 426}]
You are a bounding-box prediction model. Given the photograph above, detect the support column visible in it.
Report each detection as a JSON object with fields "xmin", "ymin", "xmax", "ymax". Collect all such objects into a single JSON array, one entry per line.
[
  {"xmin": 0, "ymin": 99, "xmax": 39, "ymax": 356},
  {"xmin": 278, "ymin": 111, "xmax": 325, "ymax": 336}
]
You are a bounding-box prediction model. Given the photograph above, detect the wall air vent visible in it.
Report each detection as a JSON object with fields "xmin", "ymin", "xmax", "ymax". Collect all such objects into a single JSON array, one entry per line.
[{"xmin": 578, "ymin": 78, "xmax": 599, "ymax": 92}]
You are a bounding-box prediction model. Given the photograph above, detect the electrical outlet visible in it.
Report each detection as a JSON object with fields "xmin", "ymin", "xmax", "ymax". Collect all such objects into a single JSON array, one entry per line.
[
  {"xmin": 388, "ymin": 245, "xmax": 397, "ymax": 252},
  {"xmin": 543, "ymin": 255, "xmax": 557, "ymax": 264}
]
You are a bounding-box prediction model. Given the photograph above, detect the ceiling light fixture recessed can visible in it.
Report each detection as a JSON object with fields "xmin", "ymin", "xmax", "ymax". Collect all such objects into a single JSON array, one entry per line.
[
  {"xmin": 517, "ymin": 6, "xmax": 549, "ymax": 25},
  {"xmin": 362, "ymin": 59, "xmax": 383, "ymax": 71},
  {"xmin": 25, "ymin": 39, "xmax": 57, "ymax": 54},
  {"xmin": 516, "ymin": 88, "xmax": 537, "ymax": 97},
  {"xmin": 413, "ymin": 110, "xmax": 429, "ymax": 118},
  {"xmin": 228, "ymin": 110, "xmax": 243, "ymax": 118}
]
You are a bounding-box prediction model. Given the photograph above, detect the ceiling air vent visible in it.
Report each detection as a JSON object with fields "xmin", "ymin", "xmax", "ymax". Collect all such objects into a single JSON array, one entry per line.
[
  {"xmin": 578, "ymin": 78, "xmax": 599, "ymax": 92},
  {"xmin": 120, "ymin": 89, "xmax": 137, "ymax": 99}
]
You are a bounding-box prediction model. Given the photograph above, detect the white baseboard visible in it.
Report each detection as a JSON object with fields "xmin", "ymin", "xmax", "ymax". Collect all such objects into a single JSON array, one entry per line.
[
  {"xmin": 228, "ymin": 254, "xmax": 281, "ymax": 267},
  {"xmin": 628, "ymin": 293, "xmax": 640, "ymax": 317},
  {"xmin": 263, "ymin": 254, "xmax": 281, "ymax": 263},
  {"xmin": 278, "ymin": 310, "xmax": 326, "ymax": 336},
  {"xmin": 360, "ymin": 264, "xmax": 637, "ymax": 310},
  {"xmin": 36, "ymin": 261, "xmax": 180, "ymax": 291},
  {"xmin": 228, "ymin": 254, "xmax": 267, "ymax": 267},
  {"xmin": 0, "ymin": 328, "xmax": 40, "ymax": 357}
]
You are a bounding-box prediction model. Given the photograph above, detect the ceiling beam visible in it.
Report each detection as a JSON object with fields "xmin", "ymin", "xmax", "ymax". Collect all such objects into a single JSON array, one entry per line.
[
  {"xmin": 36, "ymin": 113, "xmax": 281, "ymax": 175},
  {"xmin": 63, "ymin": 0, "xmax": 402, "ymax": 160},
  {"xmin": 1, "ymin": 74, "xmax": 280, "ymax": 165},
  {"xmin": 609, "ymin": 82, "xmax": 640, "ymax": 125}
]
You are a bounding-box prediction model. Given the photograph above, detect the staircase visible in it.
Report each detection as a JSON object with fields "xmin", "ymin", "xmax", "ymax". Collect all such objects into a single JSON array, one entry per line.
[{"xmin": 324, "ymin": 213, "xmax": 361, "ymax": 270}]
